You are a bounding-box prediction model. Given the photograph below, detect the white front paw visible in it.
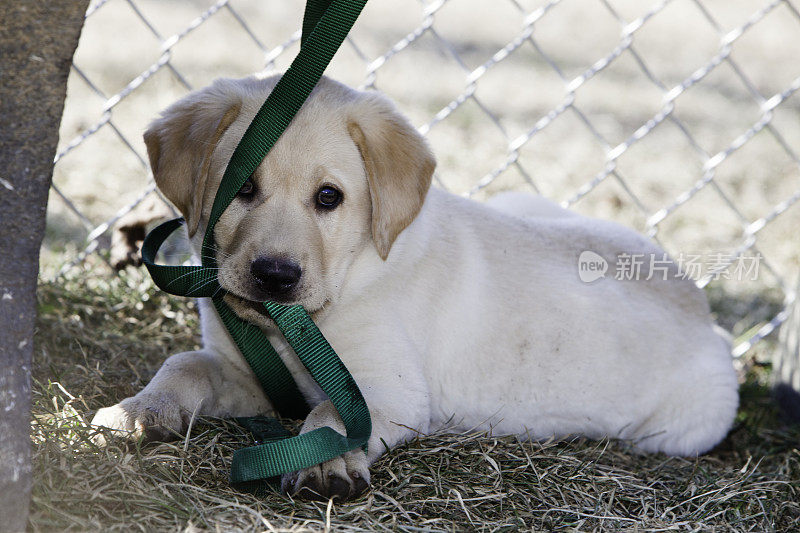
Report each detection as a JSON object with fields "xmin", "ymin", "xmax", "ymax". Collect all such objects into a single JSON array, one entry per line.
[
  {"xmin": 90, "ymin": 394, "xmax": 189, "ymax": 445},
  {"xmin": 281, "ymin": 448, "xmax": 370, "ymax": 501}
]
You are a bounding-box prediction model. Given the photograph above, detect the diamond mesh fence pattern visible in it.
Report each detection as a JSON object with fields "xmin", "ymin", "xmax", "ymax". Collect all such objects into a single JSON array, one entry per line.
[{"xmin": 49, "ymin": 0, "xmax": 800, "ymax": 357}]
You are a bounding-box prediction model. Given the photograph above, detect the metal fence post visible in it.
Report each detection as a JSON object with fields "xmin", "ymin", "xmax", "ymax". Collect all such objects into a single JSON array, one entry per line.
[{"xmin": 775, "ymin": 276, "xmax": 800, "ymax": 422}]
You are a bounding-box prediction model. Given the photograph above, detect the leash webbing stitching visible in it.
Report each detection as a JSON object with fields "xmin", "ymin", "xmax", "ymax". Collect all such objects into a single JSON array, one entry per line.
[{"xmin": 142, "ymin": 0, "xmax": 371, "ymax": 486}]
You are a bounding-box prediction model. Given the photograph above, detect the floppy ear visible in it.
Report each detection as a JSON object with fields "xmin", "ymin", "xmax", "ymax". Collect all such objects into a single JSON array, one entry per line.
[
  {"xmin": 143, "ymin": 87, "xmax": 241, "ymax": 237},
  {"xmin": 347, "ymin": 94, "xmax": 436, "ymax": 260}
]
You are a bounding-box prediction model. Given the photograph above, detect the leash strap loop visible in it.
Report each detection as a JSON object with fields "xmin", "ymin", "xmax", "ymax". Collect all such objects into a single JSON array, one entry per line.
[
  {"xmin": 230, "ymin": 302, "xmax": 371, "ymax": 482},
  {"xmin": 141, "ymin": 218, "xmax": 219, "ymax": 298},
  {"xmin": 142, "ymin": 0, "xmax": 372, "ymax": 486}
]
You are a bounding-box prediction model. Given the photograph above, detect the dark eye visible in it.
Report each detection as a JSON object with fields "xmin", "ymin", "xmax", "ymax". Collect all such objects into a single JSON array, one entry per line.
[
  {"xmin": 315, "ymin": 186, "xmax": 342, "ymax": 210},
  {"xmin": 237, "ymin": 177, "xmax": 255, "ymax": 198}
]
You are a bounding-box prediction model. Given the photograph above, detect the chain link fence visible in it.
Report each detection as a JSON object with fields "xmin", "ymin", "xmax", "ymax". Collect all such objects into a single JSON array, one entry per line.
[{"xmin": 48, "ymin": 0, "xmax": 800, "ymax": 357}]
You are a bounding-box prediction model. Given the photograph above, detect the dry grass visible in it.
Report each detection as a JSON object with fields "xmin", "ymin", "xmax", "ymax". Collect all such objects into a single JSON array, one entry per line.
[{"xmin": 30, "ymin": 261, "xmax": 800, "ymax": 531}]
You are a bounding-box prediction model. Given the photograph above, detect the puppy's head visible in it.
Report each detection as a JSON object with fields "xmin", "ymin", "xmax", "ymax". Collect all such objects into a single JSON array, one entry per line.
[{"xmin": 144, "ymin": 75, "xmax": 435, "ymax": 319}]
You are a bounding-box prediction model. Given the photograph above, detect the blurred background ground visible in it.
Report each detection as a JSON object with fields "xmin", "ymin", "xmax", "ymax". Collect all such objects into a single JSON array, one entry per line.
[{"xmin": 33, "ymin": 0, "xmax": 800, "ymax": 530}]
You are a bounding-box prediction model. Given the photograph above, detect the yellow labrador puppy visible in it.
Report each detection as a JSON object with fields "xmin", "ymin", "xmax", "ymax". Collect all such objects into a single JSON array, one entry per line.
[{"xmin": 92, "ymin": 75, "xmax": 739, "ymax": 501}]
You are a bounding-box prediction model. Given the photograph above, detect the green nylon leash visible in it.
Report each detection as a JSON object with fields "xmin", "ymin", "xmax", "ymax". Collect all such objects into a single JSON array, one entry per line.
[{"xmin": 142, "ymin": 0, "xmax": 371, "ymax": 486}]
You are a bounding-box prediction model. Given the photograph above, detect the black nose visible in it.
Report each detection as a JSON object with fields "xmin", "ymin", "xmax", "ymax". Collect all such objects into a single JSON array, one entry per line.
[{"xmin": 250, "ymin": 256, "xmax": 302, "ymax": 297}]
